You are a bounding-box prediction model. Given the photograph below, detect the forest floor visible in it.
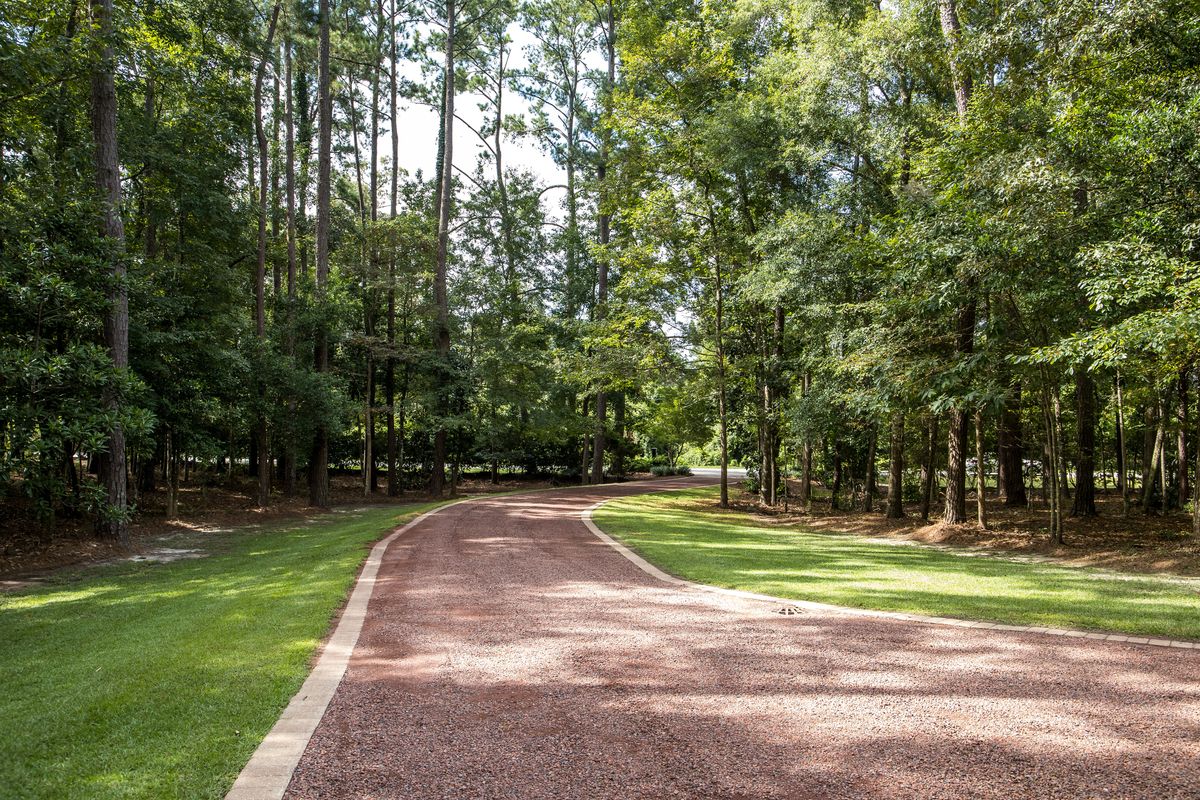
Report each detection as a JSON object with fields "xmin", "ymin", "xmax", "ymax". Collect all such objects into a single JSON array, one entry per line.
[
  {"xmin": 0, "ymin": 472, "xmax": 563, "ymax": 583},
  {"xmin": 0, "ymin": 472, "xmax": 576, "ymax": 585},
  {"xmin": 731, "ymin": 482, "xmax": 1200, "ymax": 576}
]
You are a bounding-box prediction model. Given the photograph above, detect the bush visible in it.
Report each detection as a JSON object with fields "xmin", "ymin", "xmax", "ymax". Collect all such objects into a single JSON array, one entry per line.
[{"xmin": 650, "ymin": 465, "xmax": 692, "ymax": 477}]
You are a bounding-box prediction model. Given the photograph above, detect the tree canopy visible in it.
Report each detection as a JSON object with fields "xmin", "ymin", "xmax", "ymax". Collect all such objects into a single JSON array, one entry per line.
[{"xmin": 2, "ymin": 0, "xmax": 1198, "ymax": 541}]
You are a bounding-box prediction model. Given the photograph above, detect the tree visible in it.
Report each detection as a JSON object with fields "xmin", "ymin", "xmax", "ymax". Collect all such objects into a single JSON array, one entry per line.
[
  {"xmin": 90, "ymin": 0, "xmax": 130, "ymax": 544},
  {"xmin": 310, "ymin": 0, "xmax": 333, "ymax": 508},
  {"xmin": 253, "ymin": 2, "xmax": 282, "ymax": 508},
  {"xmin": 429, "ymin": 0, "xmax": 457, "ymax": 497}
]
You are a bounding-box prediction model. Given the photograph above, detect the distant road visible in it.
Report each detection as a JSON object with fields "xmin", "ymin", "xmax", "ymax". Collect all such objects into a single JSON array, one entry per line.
[{"xmin": 688, "ymin": 466, "xmax": 747, "ymax": 479}]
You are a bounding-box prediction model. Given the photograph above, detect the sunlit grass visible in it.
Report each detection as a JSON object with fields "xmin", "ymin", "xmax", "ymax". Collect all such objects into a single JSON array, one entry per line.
[
  {"xmin": 594, "ymin": 487, "xmax": 1200, "ymax": 639},
  {"xmin": 0, "ymin": 501, "xmax": 447, "ymax": 800}
]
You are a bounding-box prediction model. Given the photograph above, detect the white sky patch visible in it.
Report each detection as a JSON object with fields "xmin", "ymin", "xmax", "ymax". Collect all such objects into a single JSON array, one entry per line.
[{"xmin": 388, "ymin": 23, "xmax": 565, "ymax": 213}]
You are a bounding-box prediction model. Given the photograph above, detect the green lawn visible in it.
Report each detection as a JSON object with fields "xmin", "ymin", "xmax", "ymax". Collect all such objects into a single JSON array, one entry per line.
[
  {"xmin": 594, "ymin": 487, "xmax": 1200, "ymax": 640},
  {"xmin": 0, "ymin": 501, "xmax": 447, "ymax": 800}
]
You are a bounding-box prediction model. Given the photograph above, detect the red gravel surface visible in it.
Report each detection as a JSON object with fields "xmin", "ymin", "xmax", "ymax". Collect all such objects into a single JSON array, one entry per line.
[{"xmin": 285, "ymin": 478, "xmax": 1200, "ymax": 799}]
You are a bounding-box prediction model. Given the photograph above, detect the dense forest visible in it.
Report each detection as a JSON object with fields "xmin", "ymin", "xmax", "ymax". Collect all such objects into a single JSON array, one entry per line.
[{"xmin": 2, "ymin": 0, "xmax": 1198, "ymax": 546}]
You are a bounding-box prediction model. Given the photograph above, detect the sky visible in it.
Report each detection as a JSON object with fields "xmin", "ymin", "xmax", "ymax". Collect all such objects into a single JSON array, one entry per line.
[{"xmin": 389, "ymin": 24, "xmax": 565, "ymax": 206}]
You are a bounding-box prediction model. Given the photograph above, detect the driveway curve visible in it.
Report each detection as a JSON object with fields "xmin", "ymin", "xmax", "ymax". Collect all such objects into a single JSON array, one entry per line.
[{"xmin": 283, "ymin": 478, "xmax": 1200, "ymax": 799}]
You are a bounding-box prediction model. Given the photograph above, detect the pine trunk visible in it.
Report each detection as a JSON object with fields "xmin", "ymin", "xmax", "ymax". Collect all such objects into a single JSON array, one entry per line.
[
  {"xmin": 863, "ymin": 429, "xmax": 877, "ymax": 512},
  {"xmin": 1072, "ymin": 369, "xmax": 1097, "ymax": 516},
  {"xmin": 974, "ymin": 408, "xmax": 987, "ymax": 529},
  {"xmin": 283, "ymin": 12, "xmax": 298, "ymax": 497},
  {"xmin": 90, "ymin": 0, "xmax": 130, "ymax": 545},
  {"xmin": 886, "ymin": 411, "xmax": 905, "ymax": 518},
  {"xmin": 920, "ymin": 416, "xmax": 938, "ymax": 521},
  {"xmin": 430, "ymin": 0, "xmax": 455, "ymax": 497},
  {"xmin": 1178, "ymin": 371, "xmax": 1189, "ymax": 507},
  {"xmin": 253, "ymin": 3, "xmax": 281, "ymax": 509},
  {"xmin": 998, "ymin": 385, "xmax": 1027, "ymax": 505},
  {"xmin": 309, "ymin": 0, "xmax": 332, "ymax": 507}
]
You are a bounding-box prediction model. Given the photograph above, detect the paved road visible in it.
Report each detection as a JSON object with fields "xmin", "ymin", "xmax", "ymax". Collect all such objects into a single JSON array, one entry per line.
[
  {"xmin": 687, "ymin": 466, "xmax": 747, "ymax": 479},
  {"xmin": 285, "ymin": 478, "xmax": 1200, "ymax": 799}
]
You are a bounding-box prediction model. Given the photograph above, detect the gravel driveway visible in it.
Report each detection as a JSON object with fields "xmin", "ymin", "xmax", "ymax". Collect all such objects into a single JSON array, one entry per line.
[{"xmin": 284, "ymin": 478, "xmax": 1200, "ymax": 799}]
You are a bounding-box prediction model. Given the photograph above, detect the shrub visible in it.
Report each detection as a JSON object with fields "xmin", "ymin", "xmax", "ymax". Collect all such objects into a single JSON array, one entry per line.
[{"xmin": 650, "ymin": 465, "xmax": 692, "ymax": 477}]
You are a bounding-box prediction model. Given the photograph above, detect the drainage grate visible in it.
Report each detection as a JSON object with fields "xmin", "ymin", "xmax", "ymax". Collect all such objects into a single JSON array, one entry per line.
[{"xmin": 773, "ymin": 606, "xmax": 805, "ymax": 616}]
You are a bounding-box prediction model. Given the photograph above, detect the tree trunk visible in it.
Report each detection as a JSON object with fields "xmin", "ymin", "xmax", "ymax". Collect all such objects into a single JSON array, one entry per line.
[
  {"xmin": 1178, "ymin": 370, "xmax": 1189, "ymax": 507},
  {"xmin": 1041, "ymin": 375, "xmax": 1063, "ymax": 543},
  {"xmin": 938, "ymin": 0, "xmax": 973, "ymax": 525},
  {"xmin": 710, "ymin": 202, "xmax": 729, "ymax": 509},
  {"xmin": 938, "ymin": 0, "xmax": 972, "ymax": 120},
  {"xmin": 1115, "ymin": 374, "xmax": 1129, "ymax": 514},
  {"xmin": 1053, "ymin": 387, "xmax": 1070, "ymax": 509},
  {"xmin": 830, "ymin": 440, "xmax": 843, "ymax": 511},
  {"xmin": 429, "ymin": 0, "xmax": 455, "ymax": 498},
  {"xmin": 165, "ymin": 428, "xmax": 178, "ymax": 519},
  {"xmin": 943, "ymin": 298, "xmax": 975, "ymax": 523},
  {"xmin": 863, "ymin": 428, "xmax": 878, "ymax": 512},
  {"xmin": 1072, "ymin": 369, "xmax": 1097, "ymax": 516},
  {"xmin": 920, "ymin": 415, "xmax": 938, "ymax": 521},
  {"xmin": 590, "ymin": 0, "xmax": 616, "ymax": 485},
  {"xmin": 1158, "ymin": 417, "xmax": 1169, "ymax": 515},
  {"xmin": 1193, "ymin": 370, "xmax": 1199, "ymax": 535},
  {"xmin": 283, "ymin": 10, "xmax": 298, "ymax": 497},
  {"xmin": 998, "ymin": 384, "xmax": 1027, "ymax": 505},
  {"xmin": 386, "ymin": 0, "xmax": 400, "ymax": 496},
  {"xmin": 944, "ymin": 407, "xmax": 969, "ymax": 524},
  {"xmin": 309, "ymin": 0, "xmax": 333, "ymax": 507},
  {"xmin": 613, "ymin": 392, "xmax": 626, "ymax": 478},
  {"xmin": 90, "ymin": 0, "xmax": 130, "ymax": 545},
  {"xmin": 799, "ymin": 374, "xmax": 812, "ymax": 510},
  {"xmin": 886, "ymin": 411, "xmax": 905, "ymax": 518},
  {"xmin": 974, "ymin": 407, "xmax": 987, "ymax": 529},
  {"xmin": 253, "ymin": 3, "xmax": 281, "ymax": 509}
]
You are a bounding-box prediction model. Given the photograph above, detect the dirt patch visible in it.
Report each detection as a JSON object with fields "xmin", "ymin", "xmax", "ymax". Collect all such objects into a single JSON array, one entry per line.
[{"xmin": 712, "ymin": 483, "xmax": 1200, "ymax": 577}]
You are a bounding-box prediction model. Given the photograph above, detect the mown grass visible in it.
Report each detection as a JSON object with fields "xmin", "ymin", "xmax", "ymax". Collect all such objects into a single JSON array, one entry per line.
[
  {"xmin": 0, "ymin": 501, "xmax": 447, "ymax": 800},
  {"xmin": 594, "ymin": 487, "xmax": 1200, "ymax": 639}
]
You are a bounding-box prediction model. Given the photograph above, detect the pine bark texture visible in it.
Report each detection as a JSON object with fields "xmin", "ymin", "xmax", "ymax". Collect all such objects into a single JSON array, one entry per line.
[{"xmin": 1072, "ymin": 370, "xmax": 1097, "ymax": 516}]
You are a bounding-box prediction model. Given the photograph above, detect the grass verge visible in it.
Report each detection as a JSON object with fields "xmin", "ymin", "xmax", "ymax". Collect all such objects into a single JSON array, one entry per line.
[
  {"xmin": 593, "ymin": 487, "xmax": 1200, "ymax": 640},
  {"xmin": 0, "ymin": 500, "xmax": 448, "ymax": 800}
]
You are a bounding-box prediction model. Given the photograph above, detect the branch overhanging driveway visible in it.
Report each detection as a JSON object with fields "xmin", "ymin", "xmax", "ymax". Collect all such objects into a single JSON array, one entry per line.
[{"xmin": 230, "ymin": 477, "xmax": 1200, "ymax": 800}]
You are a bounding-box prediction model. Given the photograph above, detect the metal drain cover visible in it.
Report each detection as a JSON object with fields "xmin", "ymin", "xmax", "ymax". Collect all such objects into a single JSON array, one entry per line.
[{"xmin": 773, "ymin": 606, "xmax": 805, "ymax": 616}]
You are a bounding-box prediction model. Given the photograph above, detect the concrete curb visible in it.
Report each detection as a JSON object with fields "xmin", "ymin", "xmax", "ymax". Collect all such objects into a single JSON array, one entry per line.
[
  {"xmin": 580, "ymin": 491, "xmax": 1200, "ymax": 653},
  {"xmin": 224, "ymin": 499, "xmax": 469, "ymax": 800}
]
